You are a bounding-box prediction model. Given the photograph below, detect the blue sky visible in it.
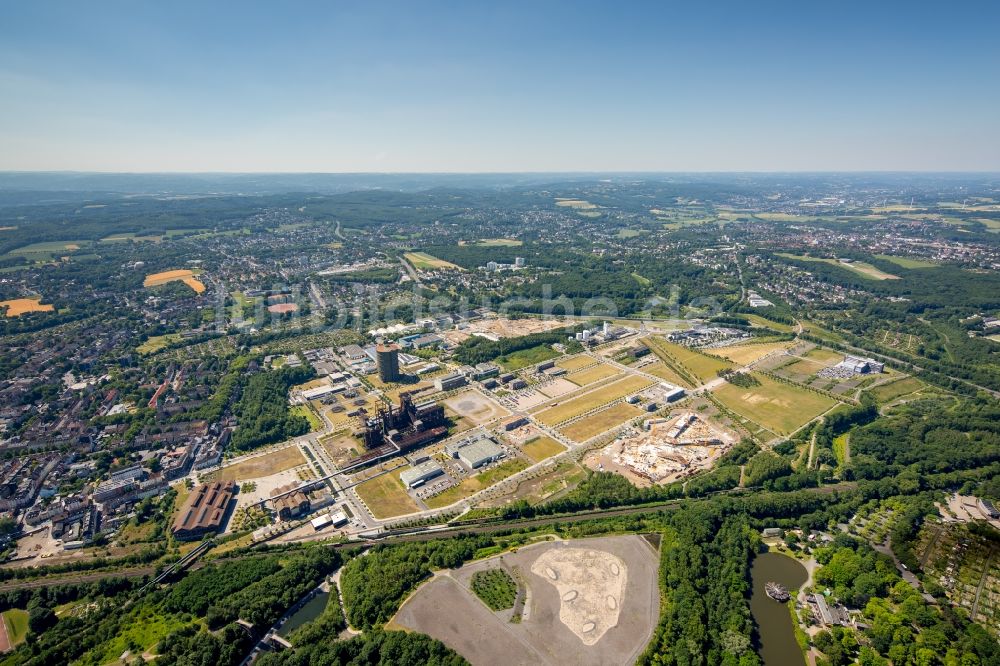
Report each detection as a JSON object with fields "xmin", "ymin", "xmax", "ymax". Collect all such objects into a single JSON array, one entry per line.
[{"xmin": 1, "ymin": 1, "xmax": 998, "ymax": 172}]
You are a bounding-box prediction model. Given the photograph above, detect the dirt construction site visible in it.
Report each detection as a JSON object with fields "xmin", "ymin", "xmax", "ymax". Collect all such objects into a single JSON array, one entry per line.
[
  {"xmin": 440, "ymin": 317, "xmax": 569, "ymax": 345},
  {"xmin": 584, "ymin": 411, "xmax": 736, "ymax": 486},
  {"xmin": 392, "ymin": 534, "xmax": 659, "ymax": 666}
]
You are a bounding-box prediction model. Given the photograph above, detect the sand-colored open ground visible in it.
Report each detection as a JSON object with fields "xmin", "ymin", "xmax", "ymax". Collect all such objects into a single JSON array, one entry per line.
[
  {"xmin": 537, "ymin": 378, "xmax": 581, "ymax": 398},
  {"xmin": 533, "ymin": 376, "xmax": 655, "ymax": 426},
  {"xmin": 559, "ymin": 403, "xmax": 642, "ymax": 442},
  {"xmin": 393, "ymin": 535, "xmax": 659, "ymax": 666},
  {"xmin": 557, "ymin": 355, "xmax": 597, "ymax": 371},
  {"xmin": 0, "ymin": 298, "xmax": 54, "ymax": 317},
  {"xmin": 143, "ymin": 269, "xmax": 206, "ymax": 293},
  {"xmin": 705, "ymin": 341, "xmax": 794, "ymax": 365},
  {"xmin": 444, "ymin": 390, "xmax": 510, "ymax": 425},
  {"xmin": 210, "ymin": 446, "xmax": 307, "ymax": 482}
]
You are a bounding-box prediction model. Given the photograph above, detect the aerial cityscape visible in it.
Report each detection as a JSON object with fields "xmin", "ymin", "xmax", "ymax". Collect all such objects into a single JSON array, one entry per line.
[{"xmin": 0, "ymin": 2, "xmax": 999, "ymax": 666}]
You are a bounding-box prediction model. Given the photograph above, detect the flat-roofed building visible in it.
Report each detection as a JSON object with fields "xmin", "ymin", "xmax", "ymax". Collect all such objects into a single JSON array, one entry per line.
[
  {"xmin": 458, "ymin": 436, "xmax": 505, "ymax": 469},
  {"xmin": 400, "ymin": 460, "xmax": 444, "ymax": 489},
  {"xmin": 171, "ymin": 480, "xmax": 235, "ymax": 541},
  {"xmin": 434, "ymin": 372, "xmax": 467, "ymax": 392}
]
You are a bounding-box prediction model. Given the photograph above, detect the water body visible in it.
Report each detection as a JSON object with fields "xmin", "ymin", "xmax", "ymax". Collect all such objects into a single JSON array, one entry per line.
[
  {"xmin": 277, "ymin": 591, "xmax": 329, "ymax": 637},
  {"xmin": 750, "ymin": 552, "xmax": 808, "ymax": 666}
]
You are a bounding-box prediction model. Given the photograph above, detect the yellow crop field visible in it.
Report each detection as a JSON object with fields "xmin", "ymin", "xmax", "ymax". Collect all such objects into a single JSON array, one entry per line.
[
  {"xmin": 534, "ymin": 375, "xmax": 654, "ymax": 425},
  {"xmin": 554, "ymin": 199, "xmax": 598, "ymax": 210},
  {"xmin": 556, "ymin": 355, "xmax": 596, "ymax": 371},
  {"xmin": 706, "ymin": 341, "xmax": 794, "ymax": 366},
  {"xmin": 144, "ymin": 269, "xmax": 206, "ymax": 293},
  {"xmin": 566, "ymin": 363, "xmax": 620, "ymax": 386},
  {"xmin": 559, "ymin": 403, "xmax": 641, "ymax": 441},
  {"xmin": 0, "ymin": 298, "xmax": 54, "ymax": 317},
  {"xmin": 645, "ymin": 337, "xmax": 733, "ymax": 384},
  {"xmin": 211, "ymin": 447, "xmax": 306, "ymax": 481}
]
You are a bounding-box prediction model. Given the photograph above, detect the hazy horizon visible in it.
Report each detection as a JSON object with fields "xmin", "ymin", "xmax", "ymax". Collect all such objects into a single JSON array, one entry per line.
[{"xmin": 2, "ymin": 1, "xmax": 999, "ymax": 172}]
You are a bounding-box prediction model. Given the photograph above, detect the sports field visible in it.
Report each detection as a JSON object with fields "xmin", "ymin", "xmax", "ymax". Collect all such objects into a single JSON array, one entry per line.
[
  {"xmin": 566, "ymin": 362, "xmax": 620, "ymax": 386},
  {"xmin": 355, "ymin": 472, "xmax": 421, "ymax": 518},
  {"xmin": 213, "ymin": 446, "xmax": 306, "ymax": 481},
  {"xmin": 534, "ymin": 375, "xmax": 654, "ymax": 426},
  {"xmin": 706, "ymin": 341, "xmax": 793, "ymax": 365},
  {"xmin": 559, "ymin": 403, "xmax": 642, "ymax": 441},
  {"xmin": 0, "ymin": 297, "xmax": 54, "ymax": 317},
  {"xmin": 645, "ymin": 337, "xmax": 733, "ymax": 384},
  {"xmin": 403, "ymin": 251, "xmax": 461, "ymax": 270},
  {"xmin": 521, "ymin": 436, "xmax": 566, "ymax": 462},
  {"xmin": 712, "ymin": 372, "xmax": 838, "ymax": 436},
  {"xmin": 143, "ymin": 269, "xmax": 206, "ymax": 293}
]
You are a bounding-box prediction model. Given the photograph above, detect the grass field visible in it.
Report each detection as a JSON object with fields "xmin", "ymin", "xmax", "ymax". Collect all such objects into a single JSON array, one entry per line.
[
  {"xmin": 497, "ymin": 344, "xmax": 560, "ymax": 371},
  {"xmin": 557, "ymin": 355, "xmax": 597, "ymax": 371},
  {"xmin": 712, "ymin": 372, "xmax": 838, "ymax": 436},
  {"xmin": 874, "ymin": 254, "xmax": 939, "ymax": 269},
  {"xmin": 534, "ymin": 375, "xmax": 654, "ymax": 425},
  {"xmin": 776, "ymin": 253, "xmax": 900, "ymax": 280},
  {"xmin": 101, "ymin": 232, "xmax": 163, "ymax": 243},
  {"xmin": 642, "ymin": 361, "xmax": 691, "ymax": 387},
  {"xmin": 291, "ymin": 404, "xmax": 323, "ymax": 431},
  {"xmin": 7, "ymin": 240, "xmax": 88, "ymax": 262},
  {"xmin": 474, "ymin": 238, "xmax": 522, "ymax": 247},
  {"xmin": 83, "ymin": 606, "xmax": 189, "ymax": 664},
  {"xmin": 356, "ymin": 472, "xmax": 421, "ymax": 518},
  {"xmin": 3, "ymin": 609, "xmax": 28, "ymax": 647},
  {"xmin": 566, "ymin": 362, "xmax": 620, "ymax": 386},
  {"xmin": 554, "ymin": 198, "xmax": 598, "ymax": 209},
  {"xmin": 424, "ymin": 459, "xmax": 529, "ymax": 509},
  {"xmin": 742, "ymin": 314, "xmax": 795, "ymax": 333},
  {"xmin": 869, "ymin": 377, "xmax": 925, "ymax": 403},
  {"xmin": 559, "ymin": 403, "xmax": 642, "ymax": 441},
  {"xmin": 645, "ymin": 337, "xmax": 733, "ymax": 385},
  {"xmin": 136, "ymin": 333, "xmax": 181, "ymax": 354},
  {"xmin": 143, "ymin": 269, "xmax": 206, "ymax": 293},
  {"xmin": 705, "ymin": 341, "xmax": 793, "ymax": 365},
  {"xmin": 0, "ymin": 297, "xmax": 54, "ymax": 317},
  {"xmin": 520, "ymin": 436, "xmax": 566, "ymax": 462},
  {"xmin": 403, "ymin": 251, "xmax": 462, "ymax": 270},
  {"xmin": 803, "ymin": 347, "xmax": 843, "ymax": 364},
  {"xmin": 213, "ymin": 447, "xmax": 306, "ymax": 481}
]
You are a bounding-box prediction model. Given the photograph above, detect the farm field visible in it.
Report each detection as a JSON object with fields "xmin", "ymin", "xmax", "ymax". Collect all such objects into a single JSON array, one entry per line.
[
  {"xmin": 712, "ymin": 372, "xmax": 838, "ymax": 436},
  {"xmin": 645, "ymin": 337, "xmax": 733, "ymax": 385},
  {"xmin": 424, "ymin": 459, "xmax": 529, "ymax": 509},
  {"xmin": 776, "ymin": 253, "xmax": 900, "ymax": 280},
  {"xmin": 211, "ymin": 446, "xmax": 306, "ymax": 482},
  {"xmin": 554, "ymin": 198, "xmax": 598, "ymax": 209},
  {"xmin": 0, "ymin": 297, "xmax": 54, "ymax": 317},
  {"xmin": 566, "ymin": 362, "xmax": 620, "ymax": 386},
  {"xmin": 533, "ymin": 375, "xmax": 654, "ymax": 426},
  {"xmin": 473, "ymin": 238, "xmax": 522, "ymax": 246},
  {"xmin": 559, "ymin": 403, "xmax": 642, "ymax": 442},
  {"xmin": 874, "ymin": 254, "xmax": 940, "ymax": 269},
  {"xmin": 520, "ymin": 436, "xmax": 566, "ymax": 462},
  {"xmin": 355, "ymin": 472, "xmax": 421, "ymax": 518},
  {"xmin": 557, "ymin": 355, "xmax": 597, "ymax": 371},
  {"xmin": 403, "ymin": 251, "xmax": 462, "ymax": 270},
  {"xmin": 705, "ymin": 341, "xmax": 793, "ymax": 365},
  {"xmin": 143, "ymin": 269, "xmax": 206, "ymax": 294}
]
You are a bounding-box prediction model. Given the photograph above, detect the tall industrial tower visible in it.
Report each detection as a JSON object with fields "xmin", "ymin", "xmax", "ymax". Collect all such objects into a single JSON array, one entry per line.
[{"xmin": 375, "ymin": 343, "xmax": 401, "ymax": 383}]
